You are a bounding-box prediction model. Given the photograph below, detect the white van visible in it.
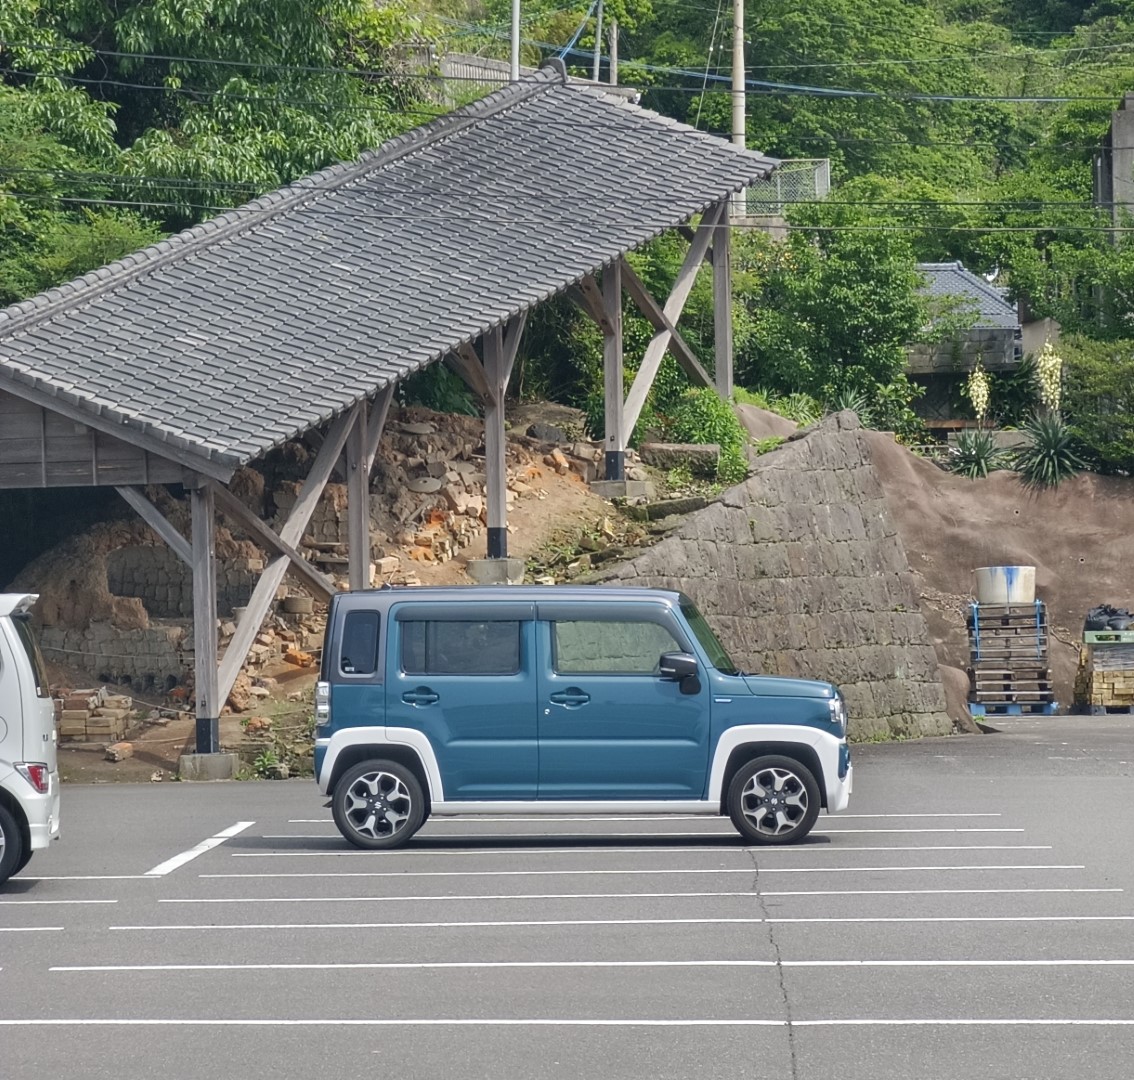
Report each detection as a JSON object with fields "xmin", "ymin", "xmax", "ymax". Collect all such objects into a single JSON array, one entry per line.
[{"xmin": 0, "ymin": 594, "xmax": 60, "ymax": 885}]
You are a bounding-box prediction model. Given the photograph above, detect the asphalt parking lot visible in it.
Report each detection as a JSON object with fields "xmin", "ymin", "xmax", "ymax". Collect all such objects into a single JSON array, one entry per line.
[{"xmin": 2, "ymin": 714, "xmax": 1133, "ymax": 1080}]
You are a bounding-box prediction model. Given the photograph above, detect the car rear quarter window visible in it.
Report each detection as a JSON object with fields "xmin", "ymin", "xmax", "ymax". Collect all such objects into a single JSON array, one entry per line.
[
  {"xmin": 12, "ymin": 616, "xmax": 49, "ymax": 698},
  {"xmin": 340, "ymin": 611, "xmax": 381, "ymax": 676}
]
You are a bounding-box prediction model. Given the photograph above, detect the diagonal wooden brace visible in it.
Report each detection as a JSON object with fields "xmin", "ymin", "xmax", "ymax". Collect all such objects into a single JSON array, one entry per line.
[{"xmin": 216, "ymin": 406, "xmax": 358, "ymax": 706}]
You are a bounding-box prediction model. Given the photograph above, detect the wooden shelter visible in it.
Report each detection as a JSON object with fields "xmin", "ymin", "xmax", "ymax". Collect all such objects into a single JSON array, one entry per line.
[{"xmin": 0, "ymin": 61, "xmax": 777, "ymax": 759}]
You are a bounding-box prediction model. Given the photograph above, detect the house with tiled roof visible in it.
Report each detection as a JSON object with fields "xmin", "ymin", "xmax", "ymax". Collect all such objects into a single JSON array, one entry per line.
[{"xmin": 907, "ymin": 261, "xmax": 1023, "ymax": 426}]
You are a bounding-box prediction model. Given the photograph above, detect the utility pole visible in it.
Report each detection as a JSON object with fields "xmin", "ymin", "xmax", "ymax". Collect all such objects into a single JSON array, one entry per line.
[
  {"xmin": 510, "ymin": 0, "xmax": 520, "ymax": 80},
  {"xmin": 609, "ymin": 18, "xmax": 618, "ymax": 85},
  {"xmin": 731, "ymin": 0, "xmax": 746, "ymax": 218},
  {"xmin": 592, "ymin": 0, "xmax": 604, "ymax": 82}
]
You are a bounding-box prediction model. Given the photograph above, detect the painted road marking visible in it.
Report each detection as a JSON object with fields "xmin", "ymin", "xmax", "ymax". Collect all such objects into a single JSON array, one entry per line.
[
  {"xmin": 112, "ymin": 915, "xmax": 1134, "ymax": 931},
  {"xmin": 287, "ymin": 813, "xmax": 1004, "ymax": 824},
  {"xmin": 49, "ymin": 958, "xmax": 1134, "ymax": 973},
  {"xmin": 0, "ymin": 899, "xmax": 117, "ymax": 905},
  {"xmin": 247, "ymin": 843, "xmax": 1047, "ymax": 854},
  {"xmin": 199, "ymin": 864, "xmax": 1086, "ymax": 879},
  {"xmin": 166, "ymin": 887, "xmax": 1123, "ymax": 903},
  {"xmin": 144, "ymin": 822, "xmax": 255, "ymax": 878},
  {"xmin": 9, "ymin": 1019, "xmax": 1134, "ymax": 1028}
]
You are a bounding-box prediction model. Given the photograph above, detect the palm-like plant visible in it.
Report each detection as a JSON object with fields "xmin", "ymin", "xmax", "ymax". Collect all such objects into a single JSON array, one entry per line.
[
  {"xmin": 1012, "ymin": 411, "xmax": 1087, "ymax": 488},
  {"xmin": 949, "ymin": 428, "xmax": 1009, "ymax": 479}
]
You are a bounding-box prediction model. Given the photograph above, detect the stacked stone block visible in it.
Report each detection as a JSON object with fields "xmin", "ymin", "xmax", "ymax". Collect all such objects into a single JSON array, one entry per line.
[{"xmin": 597, "ymin": 411, "xmax": 953, "ymax": 739}]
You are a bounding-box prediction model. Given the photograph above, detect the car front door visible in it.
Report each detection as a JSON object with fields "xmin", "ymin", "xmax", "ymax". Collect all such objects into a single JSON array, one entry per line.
[{"xmin": 535, "ymin": 600, "xmax": 710, "ymax": 799}]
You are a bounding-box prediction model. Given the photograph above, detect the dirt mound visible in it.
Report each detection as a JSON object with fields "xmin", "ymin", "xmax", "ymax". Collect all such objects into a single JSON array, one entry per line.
[{"xmin": 866, "ymin": 431, "xmax": 1134, "ymax": 704}]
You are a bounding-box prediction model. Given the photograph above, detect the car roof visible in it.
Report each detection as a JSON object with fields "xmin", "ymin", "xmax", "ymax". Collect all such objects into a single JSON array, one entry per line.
[{"xmin": 334, "ymin": 584, "xmax": 687, "ymax": 609}]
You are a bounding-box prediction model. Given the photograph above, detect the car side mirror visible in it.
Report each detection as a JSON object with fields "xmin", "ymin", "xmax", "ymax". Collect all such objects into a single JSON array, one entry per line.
[{"xmin": 659, "ymin": 651, "xmax": 701, "ymax": 694}]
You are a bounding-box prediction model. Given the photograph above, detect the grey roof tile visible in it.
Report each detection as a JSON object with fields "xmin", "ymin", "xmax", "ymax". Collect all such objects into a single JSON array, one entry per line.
[
  {"xmin": 917, "ymin": 261, "xmax": 1019, "ymax": 331},
  {"xmin": 0, "ymin": 62, "xmax": 776, "ymax": 473}
]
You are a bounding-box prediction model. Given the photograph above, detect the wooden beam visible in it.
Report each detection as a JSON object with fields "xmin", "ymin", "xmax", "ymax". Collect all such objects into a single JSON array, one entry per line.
[
  {"xmin": 447, "ymin": 342, "xmax": 492, "ymax": 406},
  {"xmin": 712, "ymin": 204, "xmax": 734, "ymax": 398},
  {"xmin": 364, "ymin": 385, "xmax": 395, "ymax": 474},
  {"xmin": 346, "ymin": 400, "xmax": 370, "ymax": 591},
  {"xmin": 216, "ymin": 406, "xmax": 357, "ymax": 706},
  {"xmin": 619, "ymin": 258, "xmax": 714, "ymax": 387},
  {"xmin": 502, "ymin": 311, "xmax": 528, "ymax": 377},
  {"xmin": 621, "ymin": 202, "xmax": 725, "ymax": 438},
  {"xmin": 482, "ymin": 327, "xmax": 509, "ymax": 557},
  {"xmin": 190, "ymin": 482, "xmax": 219, "ymax": 753},
  {"xmin": 602, "ymin": 260, "xmax": 625, "ymax": 472},
  {"xmin": 115, "ymin": 486, "xmax": 193, "ymax": 566},
  {"xmin": 677, "ymin": 225, "xmax": 712, "ymax": 263},
  {"xmin": 0, "ymin": 377, "xmax": 234, "ymax": 482},
  {"xmin": 569, "ymin": 276, "xmax": 614, "ymax": 335},
  {"xmin": 210, "ymin": 485, "xmax": 334, "ymax": 601}
]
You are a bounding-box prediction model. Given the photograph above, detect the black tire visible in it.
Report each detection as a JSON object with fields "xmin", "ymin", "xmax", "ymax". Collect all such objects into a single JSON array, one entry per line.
[
  {"xmin": 332, "ymin": 759, "xmax": 426, "ymax": 850},
  {"xmin": 0, "ymin": 803, "xmax": 25, "ymax": 886},
  {"xmin": 727, "ymin": 755, "xmax": 821, "ymax": 846}
]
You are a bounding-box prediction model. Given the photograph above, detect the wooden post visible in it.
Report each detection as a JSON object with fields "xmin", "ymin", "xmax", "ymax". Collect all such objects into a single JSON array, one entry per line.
[
  {"xmin": 602, "ymin": 260, "xmax": 625, "ymax": 480},
  {"xmin": 190, "ymin": 481, "xmax": 219, "ymax": 754},
  {"xmin": 483, "ymin": 326, "xmax": 509, "ymax": 558},
  {"xmin": 347, "ymin": 398, "xmax": 370, "ymax": 591},
  {"xmin": 713, "ymin": 204, "xmax": 734, "ymax": 398}
]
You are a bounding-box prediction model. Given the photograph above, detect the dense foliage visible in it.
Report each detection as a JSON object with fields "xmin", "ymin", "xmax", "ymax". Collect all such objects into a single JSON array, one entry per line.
[{"xmin": 5, "ymin": 1, "xmax": 1134, "ymax": 470}]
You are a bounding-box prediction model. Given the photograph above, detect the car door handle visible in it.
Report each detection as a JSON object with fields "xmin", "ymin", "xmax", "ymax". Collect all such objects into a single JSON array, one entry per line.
[
  {"xmin": 402, "ymin": 688, "xmax": 439, "ymax": 706},
  {"xmin": 549, "ymin": 690, "xmax": 590, "ymax": 708}
]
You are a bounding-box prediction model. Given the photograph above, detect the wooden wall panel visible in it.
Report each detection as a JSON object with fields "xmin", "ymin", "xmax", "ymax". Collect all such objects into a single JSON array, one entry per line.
[{"xmin": 0, "ymin": 388, "xmax": 186, "ymax": 489}]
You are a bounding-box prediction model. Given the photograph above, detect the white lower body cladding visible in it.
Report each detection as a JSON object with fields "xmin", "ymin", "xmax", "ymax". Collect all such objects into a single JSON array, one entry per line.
[{"xmin": 318, "ymin": 724, "xmax": 851, "ymax": 815}]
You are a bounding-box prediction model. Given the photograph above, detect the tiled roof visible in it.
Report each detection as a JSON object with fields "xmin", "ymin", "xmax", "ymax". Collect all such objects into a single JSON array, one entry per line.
[
  {"xmin": 917, "ymin": 261, "xmax": 1019, "ymax": 331},
  {"xmin": 0, "ymin": 63, "xmax": 777, "ymax": 474}
]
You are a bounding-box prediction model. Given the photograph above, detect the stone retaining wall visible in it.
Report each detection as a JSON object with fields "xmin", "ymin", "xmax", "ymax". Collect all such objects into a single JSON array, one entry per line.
[
  {"xmin": 596, "ymin": 411, "xmax": 953, "ymax": 739},
  {"xmin": 40, "ymin": 621, "xmax": 187, "ymax": 690}
]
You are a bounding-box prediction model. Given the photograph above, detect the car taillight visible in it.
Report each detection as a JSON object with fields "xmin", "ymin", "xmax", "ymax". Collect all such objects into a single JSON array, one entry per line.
[
  {"xmin": 315, "ymin": 681, "xmax": 331, "ymax": 725},
  {"xmin": 15, "ymin": 762, "xmax": 49, "ymax": 794}
]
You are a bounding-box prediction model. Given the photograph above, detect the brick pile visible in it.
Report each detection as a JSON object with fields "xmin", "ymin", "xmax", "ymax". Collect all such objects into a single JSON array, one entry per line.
[{"xmin": 56, "ymin": 687, "xmax": 134, "ymax": 743}]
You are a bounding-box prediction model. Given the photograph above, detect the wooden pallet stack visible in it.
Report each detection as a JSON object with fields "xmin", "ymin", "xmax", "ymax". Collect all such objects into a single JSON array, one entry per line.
[
  {"xmin": 967, "ymin": 601, "xmax": 1056, "ymax": 715},
  {"xmin": 1074, "ymin": 633, "xmax": 1134, "ymax": 713}
]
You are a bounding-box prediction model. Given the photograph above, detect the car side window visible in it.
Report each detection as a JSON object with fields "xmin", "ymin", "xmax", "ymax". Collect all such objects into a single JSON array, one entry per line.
[
  {"xmin": 552, "ymin": 619, "xmax": 682, "ymax": 675},
  {"xmin": 401, "ymin": 620, "xmax": 521, "ymax": 676},
  {"xmin": 340, "ymin": 611, "xmax": 380, "ymax": 676}
]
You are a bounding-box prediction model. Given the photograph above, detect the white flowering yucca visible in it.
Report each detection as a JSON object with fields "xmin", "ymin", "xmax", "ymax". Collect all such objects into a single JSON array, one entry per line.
[
  {"xmin": 966, "ymin": 362, "xmax": 991, "ymax": 422},
  {"xmin": 1036, "ymin": 340, "xmax": 1063, "ymax": 411}
]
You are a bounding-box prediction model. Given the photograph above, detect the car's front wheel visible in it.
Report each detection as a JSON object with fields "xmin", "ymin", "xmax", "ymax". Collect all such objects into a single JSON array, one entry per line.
[
  {"xmin": 332, "ymin": 760, "xmax": 426, "ymax": 850},
  {"xmin": 0, "ymin": 803, "xmax": 25, "ymax": 886},
  {"xmin": 727, "ymin": 755, "xmax": 821, "ymax": 845}
]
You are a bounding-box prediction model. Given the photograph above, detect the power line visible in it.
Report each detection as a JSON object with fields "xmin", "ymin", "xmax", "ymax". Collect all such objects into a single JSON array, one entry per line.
[
  {"xmin": 2, "ymin": 42, "xmax": 1126, "ymax": 103},
  {"xmin": 0, "ymin": 167, "xmax": 1115, "ymax": 210},
  {"xmin": 3, "ymin": 189, "xmax": 1128, "ymax": 233}
]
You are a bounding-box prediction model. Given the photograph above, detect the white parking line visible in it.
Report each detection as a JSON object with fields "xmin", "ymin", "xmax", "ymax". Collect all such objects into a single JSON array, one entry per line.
[
  {"xmin": 21, "ymin": 876, "xmax": 151, "ymax": 882},
  {"xmin": 164, "ymin": 887, "xmax": 1123, "ymax": 903},
  {"xmin": 245, "ymin": 843, "xmax": 1047, "ymax": 854},
  {"xmin": 199, "ymin": 864, "xmax": 1085, "ymax": 879},
  {"xmin": 144, "ymin": 822, "xmax": 255, "ymax": 877},
  {"xmin": 111, "ymin": 915, "xmax": 1134, "ymax": 931},
  {"xmin": 0, "ymin": 927, "xmax": 63, "ymax": 933},
  {"xmin": 0, "ymin": 1018, "xmax": 1130, "ymax": 1028},
  {"xmin": 0, "ymin": 899, "xmax": 117, "ymax": 905},
  {"xmin": 763, "ymin": 888, "xmax": 1123, "ymax": 896},
  {"xmin": 49, "ymin": 958, "xmax": 1134, "ymax": 973}
]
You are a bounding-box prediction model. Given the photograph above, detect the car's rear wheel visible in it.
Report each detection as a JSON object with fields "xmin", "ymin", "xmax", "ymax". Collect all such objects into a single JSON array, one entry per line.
[
  {"xmin": 332, "ymin": 760, "xmax": 426, "ymax": 850},
  {"xmin": 0, "ymin": 804, "xmax": 25, "ymax": 886},
  {"xmin": 727, "ymin": 755, "xmax": 820, "ymax": 845}
]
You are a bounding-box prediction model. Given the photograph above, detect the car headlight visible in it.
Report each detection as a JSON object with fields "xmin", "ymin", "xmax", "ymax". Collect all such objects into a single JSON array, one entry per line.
[{"xmin": 828, "ymin": 692, "xmax": 847, "ymax": 737}]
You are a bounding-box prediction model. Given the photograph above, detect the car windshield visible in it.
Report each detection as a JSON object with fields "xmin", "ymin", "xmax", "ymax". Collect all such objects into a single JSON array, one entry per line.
[
  {"xmin": 680, "ymin": 600, "xmax": 741, "ymax": 676},
  {"xmin": 12, "ymin": 615, "xmax": 49, "ymax": 698}
]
